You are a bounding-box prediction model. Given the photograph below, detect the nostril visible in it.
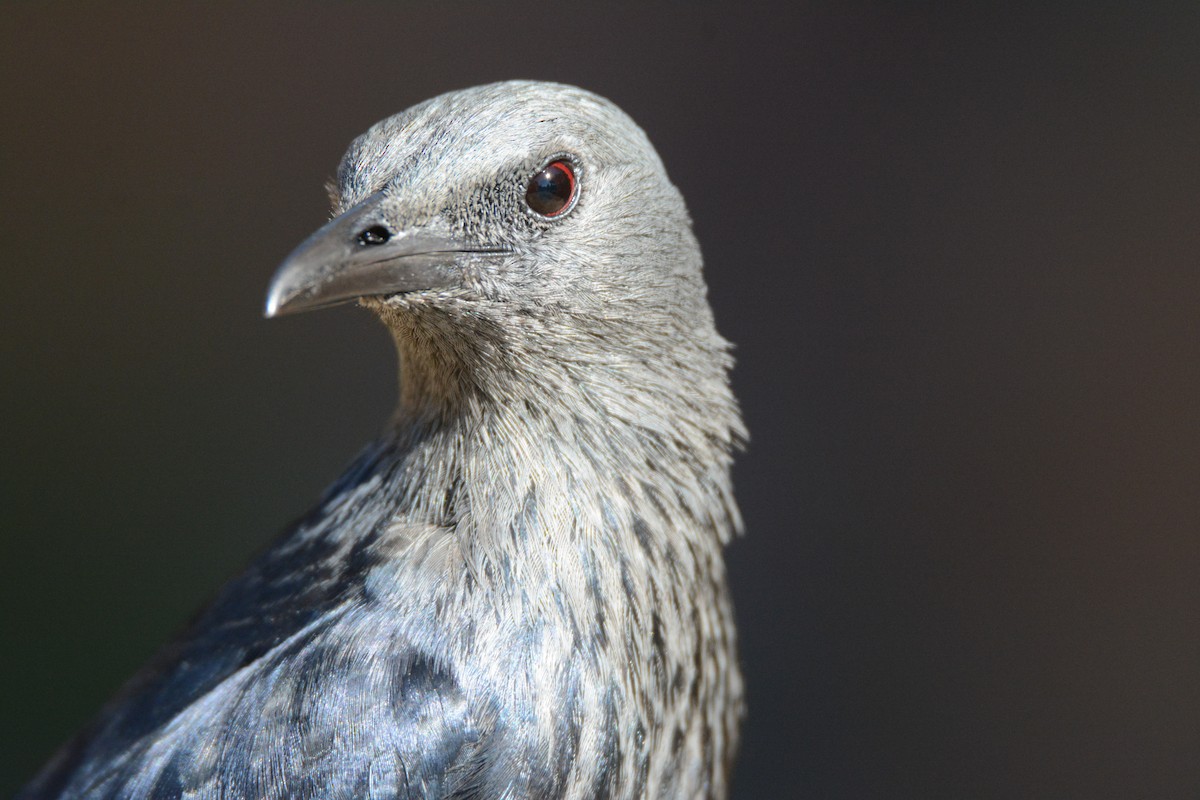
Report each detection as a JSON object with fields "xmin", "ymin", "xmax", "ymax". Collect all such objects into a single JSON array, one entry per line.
[{"xmin": 357, "ymin": 225, "xmax": 391, "ymax": 246}]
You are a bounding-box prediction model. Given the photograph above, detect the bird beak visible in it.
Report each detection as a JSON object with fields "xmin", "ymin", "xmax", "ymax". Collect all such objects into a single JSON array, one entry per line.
[{"xmin": 264, "ymin": 191, "xmax": 499, "ymax": 317}]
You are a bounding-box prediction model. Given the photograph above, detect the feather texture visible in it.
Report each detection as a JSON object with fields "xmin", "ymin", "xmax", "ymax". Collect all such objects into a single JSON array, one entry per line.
[{"xmin": 21, "ymin": 81, "xmax": 745, "ymax": 800}]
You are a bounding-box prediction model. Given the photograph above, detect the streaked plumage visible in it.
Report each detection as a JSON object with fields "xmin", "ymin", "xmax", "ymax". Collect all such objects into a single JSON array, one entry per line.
[{"xmin": 21, "ymin": 81, "xmax": 745, "ymax": 800}]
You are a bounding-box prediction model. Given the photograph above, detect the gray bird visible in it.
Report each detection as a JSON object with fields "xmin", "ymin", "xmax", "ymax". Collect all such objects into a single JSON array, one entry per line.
[{"xmin": 20, "ymin": 81, "xmax": 746, "ymax": 800}]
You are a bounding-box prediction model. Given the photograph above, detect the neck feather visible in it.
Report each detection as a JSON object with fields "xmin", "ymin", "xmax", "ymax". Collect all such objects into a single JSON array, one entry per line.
[{"xmin": 365, "ymin": 298, "xmax": 745, "ymax": 552}]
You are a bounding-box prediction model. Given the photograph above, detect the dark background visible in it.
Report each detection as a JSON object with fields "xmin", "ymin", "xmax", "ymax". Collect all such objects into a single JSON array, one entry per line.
[{"xmin": 3, "ymin": 3, "xmax": 1198, "ymax": 797}]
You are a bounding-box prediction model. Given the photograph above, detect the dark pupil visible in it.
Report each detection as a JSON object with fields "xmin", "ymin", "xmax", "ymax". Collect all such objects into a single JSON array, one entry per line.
[
  {"xmin": 526, "ymin": 163, "xmax": 574, "ymax": 216},
  {"xmin": 357, "ymin": 225, "xmax": 391, "ymax": 246}
]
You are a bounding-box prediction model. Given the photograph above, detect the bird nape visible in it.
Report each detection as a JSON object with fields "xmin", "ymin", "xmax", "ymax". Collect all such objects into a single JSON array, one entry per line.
[{"xmin": 21, "ymin": 81, "xmax": 746, "ymax": 800}]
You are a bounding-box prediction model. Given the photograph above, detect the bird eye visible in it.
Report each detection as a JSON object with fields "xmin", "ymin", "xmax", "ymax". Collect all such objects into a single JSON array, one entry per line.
[
  {"xmin": 357, "ymin": 225, "xmax": 391, "ymax": 246},
  {"xmin": 526, "ymin": 160, "xmax": 577, "ymax": 218}
]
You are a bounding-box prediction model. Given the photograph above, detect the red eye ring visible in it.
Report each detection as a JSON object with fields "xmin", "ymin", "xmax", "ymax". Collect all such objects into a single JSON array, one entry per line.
[{"xmin": 526, "ymin": 160, "xmax": 577, "ymax": 217}]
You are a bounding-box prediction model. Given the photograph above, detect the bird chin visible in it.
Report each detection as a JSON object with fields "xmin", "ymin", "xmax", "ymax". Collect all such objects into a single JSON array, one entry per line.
[{"xmin": 360, "ymin": 291, "xmax": 451, "ymax": 316}]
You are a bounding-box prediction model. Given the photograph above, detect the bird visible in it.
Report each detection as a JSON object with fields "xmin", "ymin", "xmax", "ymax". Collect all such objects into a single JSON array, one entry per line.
[{"xmin": 19, "ymin": 80, "xmax": 746, "ymax": 800}]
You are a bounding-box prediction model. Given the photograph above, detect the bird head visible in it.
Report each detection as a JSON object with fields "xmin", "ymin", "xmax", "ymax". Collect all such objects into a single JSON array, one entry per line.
[
  {"xmin": 265, "ymin": 81, "xmax": 737, "ymax": 427},
  {"xmin": 267, "ymin": 80, "xmax": 708, "ymax": 318}
]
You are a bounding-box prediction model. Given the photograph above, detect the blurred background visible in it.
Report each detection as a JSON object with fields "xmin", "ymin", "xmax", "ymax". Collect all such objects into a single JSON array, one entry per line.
[{"xmin": 3, "ymin": 3, "xmax": 1198, "ymax": 797}]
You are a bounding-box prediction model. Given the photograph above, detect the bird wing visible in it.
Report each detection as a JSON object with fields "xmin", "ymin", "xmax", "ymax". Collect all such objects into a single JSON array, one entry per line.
[{"xmin": 21, "ymin": 512, "xmax": 497, "ymax": 800}]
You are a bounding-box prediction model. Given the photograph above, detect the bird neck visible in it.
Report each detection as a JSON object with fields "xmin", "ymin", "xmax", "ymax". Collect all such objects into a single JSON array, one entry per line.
[
  {"xmin": 338, "ymin": 317, "xmax": 745, "ymax": 800},
  {"xmin": 373, "ymin": 299, "xmax": 745, "ymax": 551}
]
